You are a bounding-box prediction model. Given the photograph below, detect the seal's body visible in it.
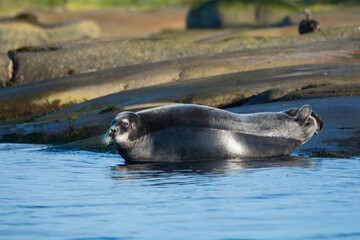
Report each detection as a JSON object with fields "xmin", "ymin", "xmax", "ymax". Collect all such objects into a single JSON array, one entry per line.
[{"xmin": 104, "ymin": 104, "xmax": 322, "ymax": 162}]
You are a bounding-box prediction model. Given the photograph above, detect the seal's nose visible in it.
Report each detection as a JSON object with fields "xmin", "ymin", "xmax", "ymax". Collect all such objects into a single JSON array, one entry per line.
[{"xmin": 109, "ymin": 128, "xmax": 116, "ymax": 138}]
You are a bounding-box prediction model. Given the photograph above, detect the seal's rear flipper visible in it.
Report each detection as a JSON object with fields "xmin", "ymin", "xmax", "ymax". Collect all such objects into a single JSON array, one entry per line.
[
  {"xmin": 311, "ymin": 111, "xmax": 323, "ymax": 131},
  {"xmin": 283, "ymin": 108, "xmax": 298, "ymax": 117},
  {"xmin": 295, "ymin": 105, "xmax": 312, "ymax": 126}
]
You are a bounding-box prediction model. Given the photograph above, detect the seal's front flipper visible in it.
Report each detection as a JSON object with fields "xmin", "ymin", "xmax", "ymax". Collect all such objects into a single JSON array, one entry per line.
[{"xmin": 295, "ymin": 105, "xmax": 312, "ymax": 126}]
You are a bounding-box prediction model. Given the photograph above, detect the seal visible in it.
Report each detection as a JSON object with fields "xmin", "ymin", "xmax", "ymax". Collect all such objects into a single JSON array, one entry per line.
[{"xmin": 104, "ymin": 104, "xmax": 323, "ymax": 162}]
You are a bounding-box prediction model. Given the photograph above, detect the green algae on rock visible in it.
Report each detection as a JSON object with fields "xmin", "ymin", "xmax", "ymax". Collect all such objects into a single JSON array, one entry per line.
[
  {"xmin": 0, "ymin": 99, "xmax": 76, "ymax": 122},
  {"xmin": 309, "ymin": 150, "xmax": 347, "ymax": 158}
]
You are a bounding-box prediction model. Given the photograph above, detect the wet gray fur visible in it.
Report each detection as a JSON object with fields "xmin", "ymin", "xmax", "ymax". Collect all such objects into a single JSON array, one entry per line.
[{"xmin": 104, "ymin": 104, "xmax": 322, "ymax": 162}]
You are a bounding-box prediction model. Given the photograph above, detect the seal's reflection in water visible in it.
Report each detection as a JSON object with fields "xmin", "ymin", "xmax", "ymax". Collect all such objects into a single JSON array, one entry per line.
[{"xmin": 110, "ymin": 156, "xmax": 316, "ymax": 181}]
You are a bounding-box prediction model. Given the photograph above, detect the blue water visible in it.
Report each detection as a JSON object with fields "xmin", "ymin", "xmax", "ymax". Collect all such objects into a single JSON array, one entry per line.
[{"xmin": 0, "ymin": 144, "xmax": 359, "ymax": 240}]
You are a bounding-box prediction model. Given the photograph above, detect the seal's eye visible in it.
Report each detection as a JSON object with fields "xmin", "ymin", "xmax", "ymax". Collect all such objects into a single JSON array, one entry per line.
[{"xmin": 122, "ymin": 121, "xmax": 129, "ymax": 127}]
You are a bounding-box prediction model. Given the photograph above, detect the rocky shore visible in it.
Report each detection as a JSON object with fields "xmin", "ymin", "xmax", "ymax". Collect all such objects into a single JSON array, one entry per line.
[{"xmin": 0, "ymin": 7, "xmax": 359, "ymax": 158}]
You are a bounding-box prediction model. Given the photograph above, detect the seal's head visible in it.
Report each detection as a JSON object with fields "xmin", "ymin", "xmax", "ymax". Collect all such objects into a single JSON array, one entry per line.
[{"xmin": 103, "ymin": 111, "xmax": 147, "ymax": 146}]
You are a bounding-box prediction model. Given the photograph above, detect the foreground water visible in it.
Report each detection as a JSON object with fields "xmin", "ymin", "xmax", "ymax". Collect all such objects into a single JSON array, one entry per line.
[{"xmin": 0, "ymin": 144, "xmax": 359, "ymax": 240}]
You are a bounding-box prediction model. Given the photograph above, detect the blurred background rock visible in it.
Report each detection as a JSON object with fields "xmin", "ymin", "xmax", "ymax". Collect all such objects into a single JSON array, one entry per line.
[
  {"xmin": 1, "ymin": 0, "xmax": 359, "ymax": 42},
  {"xmin": 1, "ymin": 0, "xmax": 359, "ymax": 87}
]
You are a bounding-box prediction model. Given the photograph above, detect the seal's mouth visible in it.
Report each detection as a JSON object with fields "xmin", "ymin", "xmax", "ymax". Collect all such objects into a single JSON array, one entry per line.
[
  {"xmin": 103, "ymin": 127, "xmax": 125, "ymax": 145},
  {"xmin": 103, "ymin": 129, "xmax": 129, "ymax": 146},
  {"xmin": 114, "ymin": 133, "xmax": 129, "ymax": 143}
]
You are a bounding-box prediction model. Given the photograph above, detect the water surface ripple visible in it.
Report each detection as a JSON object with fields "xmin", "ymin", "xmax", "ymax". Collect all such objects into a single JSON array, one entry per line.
[{"xmin": 0, "ymin": 144, "xmax": 359, "ymax": 240}]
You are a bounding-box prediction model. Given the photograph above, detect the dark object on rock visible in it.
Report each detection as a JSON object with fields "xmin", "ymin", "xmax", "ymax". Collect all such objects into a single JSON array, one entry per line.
[
  {"xmin": 298, "ymin": 9, "xmax": 320, "ymax": 35},
  {"xmin": 187, "ymin": 0, "xmax": 221, "ymax": 29},
  {"xmin": 272, "ymin": 16, "xmax": 293, "ymax": 27},
  {"xmin": 0, "ymin": 12, "xmax": 39, "ymax": 25}
]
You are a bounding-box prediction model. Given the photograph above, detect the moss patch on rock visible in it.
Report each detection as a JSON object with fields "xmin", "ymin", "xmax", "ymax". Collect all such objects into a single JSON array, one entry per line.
[
  {"xmin": 1, "ymin": 127, "xmax": 92, "ymax": 144},
  {"xmin": 0, "ymin": 99, "xmax": 76, "ymax": 122},
  {"xmin": 302, "ymin": 83, "xmax": 331, "ymax": 90},
  {"xmin": 309, "ymin": 150, "xmax": 347, "ymax": 158}
]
